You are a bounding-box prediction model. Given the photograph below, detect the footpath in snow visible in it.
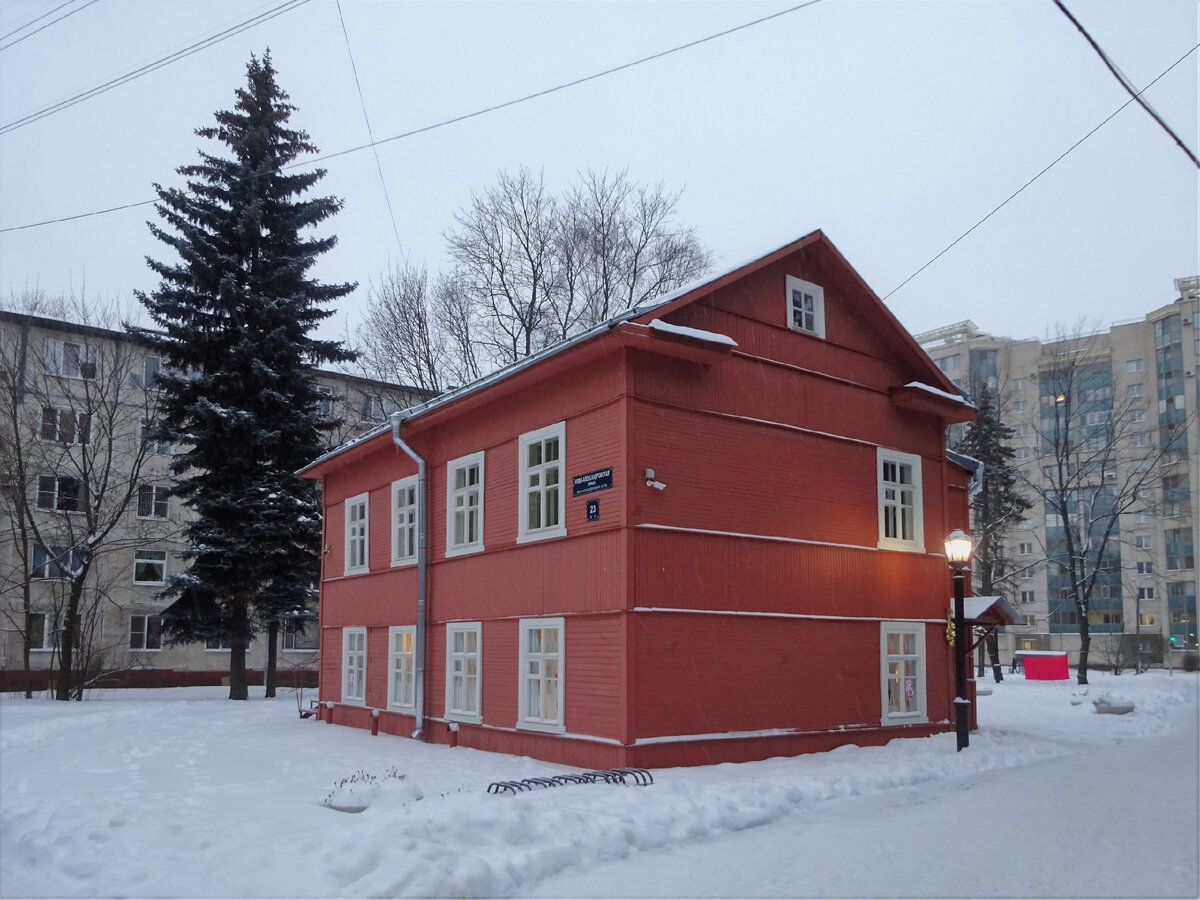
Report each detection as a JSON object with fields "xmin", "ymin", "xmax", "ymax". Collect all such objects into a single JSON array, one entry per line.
[{"xmin": 1, "ymin": 671, "xmax": 1197, "ymax": 898}]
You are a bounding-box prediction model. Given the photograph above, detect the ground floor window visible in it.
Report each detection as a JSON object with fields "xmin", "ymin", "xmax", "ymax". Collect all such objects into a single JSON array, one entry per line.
[
  {"xmin": 129, "ymin": 615, "xmax": 162, "ymax": 651},
  {"xmin": 26, "ymin": 613, "xmax": 55, "ymax": 651},
  {"xmin": 342, "ymin": 627, "xmax": 366, "ymax": 704},
  {"xmin": 445, "ymin": 622, "xmax": 481, "ymax": 723},
  {"xmin": 518, "ymin": 617, "xmax": 564, "ymax": 732},
  {"xmin": 388, "ymin": 626, "xmax": 416, "ymax": 709},
  {"xmin": 880, "ymin": 622, "xmax": 927, "ymax": 725},
  {"xmin": 282, "ymin": 619, "xmax": 318, "ymax": 651}
]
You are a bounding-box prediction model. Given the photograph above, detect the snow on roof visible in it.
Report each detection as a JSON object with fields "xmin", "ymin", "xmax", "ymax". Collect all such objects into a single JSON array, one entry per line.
[
  {"xmin": 903, "ymin": 381, "xmax": 974, "ymax": 406},
  {"xmin": 647, "ymin": 319, "xmax": 738, "ymax": 347}
]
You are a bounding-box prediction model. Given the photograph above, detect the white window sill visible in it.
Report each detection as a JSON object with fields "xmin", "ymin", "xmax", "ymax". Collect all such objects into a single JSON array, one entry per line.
[
  {"xmin": 130, "ymin": 648, "xmax": 162, "ymax": 653},
  {"xmin": 133, "ymin": 581, "xmax": 166, "ymax": 587},
  {"xmin": 516, "ymin": 527, "xmax": 567, "ymax": 545},
  {"xmin": 882, "ymin": 713, "xmax": 928, "ymax": 726},
  {"xmin": 876, "ymin": 539, "xmax": 925, "ymax": 554},
  {"xmin": 342, "ymin": 566, "xmax": 369, "ymax": 576},
  {"xmin": 282, "ymin": 648, "xmax": 318, "ymax": 654},
  {"xmin": 388, "ymin": 702, "xmax": 416, "ymax": 712},
  {"xmin": 517, "ymin": 719, "xmax": 566, "ymax": 735},
  {"xmin": 390, "ymin": 557, "xmax": 417, "ymax": 568},
  {"xmin": 445, "ymin": 711, "xmax": 482, "ymax": 725},
  {"xmin": 445, "ymin": 544, "xmax": 483, "ymax": 559}
]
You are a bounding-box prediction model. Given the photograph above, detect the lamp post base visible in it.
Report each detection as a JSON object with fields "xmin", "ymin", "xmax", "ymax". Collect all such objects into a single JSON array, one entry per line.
[{"xmin": 953, "ymin": 697, "xmax": 970, "ymax": 751}]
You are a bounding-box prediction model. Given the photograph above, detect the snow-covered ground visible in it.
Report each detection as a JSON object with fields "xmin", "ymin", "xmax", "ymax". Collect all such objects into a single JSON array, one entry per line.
[{"xmin": 1, "ymin": 671, "xmax": 1197, "ymax": 898}]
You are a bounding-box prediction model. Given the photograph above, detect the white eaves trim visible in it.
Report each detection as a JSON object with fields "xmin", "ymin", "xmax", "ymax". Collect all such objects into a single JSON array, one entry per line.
[
  {"xmin": 903, "ymin": 381, "xmax": 975, "ymax": 407},
  {"xmin": 647, "ymin": 318, "xmax": 738, "ymax": 347}
]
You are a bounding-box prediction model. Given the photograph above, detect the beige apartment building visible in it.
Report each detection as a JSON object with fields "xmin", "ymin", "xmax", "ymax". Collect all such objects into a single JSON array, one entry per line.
[
  {"xmin": 0, "ymin": 309, "xmax": 428, "ymax": 692},
  {"xmin": 917, "ymin": 276, "xmax": 1199, "ymax": 667}
]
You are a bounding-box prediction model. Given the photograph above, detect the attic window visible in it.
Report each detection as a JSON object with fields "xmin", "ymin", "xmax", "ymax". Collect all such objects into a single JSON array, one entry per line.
[{"xmin": 785, "ymin": 276, "xmax": 825, "ymax": 338}]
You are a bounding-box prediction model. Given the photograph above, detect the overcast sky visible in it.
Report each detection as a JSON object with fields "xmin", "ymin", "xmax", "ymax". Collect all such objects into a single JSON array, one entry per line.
[{"xmin": 1, "ymin": 0, "xmax": 1196, "ymax": 348}]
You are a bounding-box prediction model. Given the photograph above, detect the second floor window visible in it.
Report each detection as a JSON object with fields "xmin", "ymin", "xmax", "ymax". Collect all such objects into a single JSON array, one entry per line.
[
  {"xmin": 877, "ymin": 448, "xmax": 924, "ymax": 552},
  {"xmin": 391, "ymin": 477, "xmax": 417, "ymax": 565},
  {"xmin": 32, "ymin": 544, "xmax": 85, "ymax": 580},
  {"xmin": 41, "ymin": 407, "xmax": 90, "ymax": 445},
  {"xmin": 44, "ymin": 339, "xmax": 96, "ymax": 379},
  {"xmin": 446, "ymin": 452, "xmax": 484, "ymax": 556},
  {"xmin": 137, "ymin": 483, "xmax": 169, "ymax": 519},
  {"xmin": 133, "ymin": 549, "xmax": 167, "ymax": 584},
  {"xmin": 519, "ymin": 423, "xmax": 565, "ymax": 541},
  {"xmin": 37, "ymin": 475, "xmax": 84, "ymax": 512},
  {"xmin": 344, "ymin": 493, "xmax": 369, "ymax": 574}
]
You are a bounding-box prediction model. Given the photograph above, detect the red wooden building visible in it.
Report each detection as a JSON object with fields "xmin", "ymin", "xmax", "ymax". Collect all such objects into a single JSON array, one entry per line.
[{"xmin": 300, "ymin": 230, "xmax": 983, "ymax": 768}]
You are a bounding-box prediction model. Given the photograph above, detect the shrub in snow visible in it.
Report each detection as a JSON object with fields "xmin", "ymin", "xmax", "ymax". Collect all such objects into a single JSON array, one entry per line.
[{"xmin": 323, "ymin": 766, "xmax": 423, "ymax": 813}]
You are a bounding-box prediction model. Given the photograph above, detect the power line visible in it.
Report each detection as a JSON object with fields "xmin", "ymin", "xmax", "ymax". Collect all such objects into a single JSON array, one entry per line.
[
  {"xmin": 307, "ymin": 0, "xmax": 822, "ymax": 168},
  {"xmin": 335, "ymin": 0, "xmax": 404, "ymax": 256},
  {"xmin": 0, "ymin": 0, "xmax": 79, "ymax": 43},
  {"xmin": 0, "ymin": 0, "xmax": 310, "ymax": 134},
  {"xmin": 1054, "ymin": 0, "xmax": 1199, "ymax": 169},
  {"xmin": 0, "ymin": 0, "xmax": 99, "ymax": 52},
  {"xmin": 1, "ymin": 1, "xmax": 820, "ymax": 232},
  {"xmin": 882, "ymin": 42, "xmax": 1200, "ymax": 303}
]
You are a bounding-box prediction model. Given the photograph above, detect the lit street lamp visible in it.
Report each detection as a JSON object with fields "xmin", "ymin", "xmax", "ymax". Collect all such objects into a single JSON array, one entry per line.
[{"xmin": 945, "ymin": 529, "xmax": 973, "ymax": 752}]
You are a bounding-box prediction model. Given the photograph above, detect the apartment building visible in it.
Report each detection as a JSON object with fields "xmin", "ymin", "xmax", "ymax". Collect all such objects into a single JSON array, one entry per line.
[
  {"xmin": 917, "ymin": 276, "xmax": 1199, "ymax": 665},
  {"xmin": 0, "ymin": 309, "xmax": 428, "ymax": 691}
]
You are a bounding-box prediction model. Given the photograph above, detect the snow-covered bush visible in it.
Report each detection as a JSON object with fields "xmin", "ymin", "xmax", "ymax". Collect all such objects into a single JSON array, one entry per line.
[{"xmin": 323, "ymin": 766, "xmax": 423, "ymax": 812}]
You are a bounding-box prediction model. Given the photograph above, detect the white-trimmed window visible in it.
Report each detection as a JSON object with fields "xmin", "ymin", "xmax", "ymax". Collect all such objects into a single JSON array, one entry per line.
[
  {"xmin": 342, "ymin": 627, "xmax": 366, "ymax": 704},
  {"xmin": 313, "ymin": 384, "xmax": 333, "ymax": 417},
  {"xmin": 445, "ymin": 622, "xmax": 481, "ymax": 723},
  {"xmin": 137, "ymin": 483, "xmax": 169, "ymax": 519},
  {"xmin": 1018, "ymin": 542, "xmax": 1033, "ymax": 555},
  {"xmin": 344, "ymin": 492, "xmax": 369, "ymax": 574},
  {"xmin": 40, "ymin": 407, "xmax": 90, "ymax": 445},
  {"xmin": 387, "ymin": 626, "xmax": 416, "ymax": 709},
  {"xmin": 27, "ymin": 613, "xmax": 54, "ymax": 651},
  {"xmin": 1126, "ymin": 358, "xmax": 1143, "ymax": 374},
  {"xmin": 141, "ymin": 419, "xmax": 172, "ymax": 456},
  {"xmin": 205, "ymin": 637, "xmax": 230, "ymax": 651},
  {"xmin": 1020, "ymin": 590, "xmax": 1035, "ymax": 604},
  {"xmin": 518, "ymin": 617, "xmax": 564, "ymax": 733},
  {"xmin": 519, "ymin": 423, "xmax": 565, "ymax": 542},
  {"xmin": 785, "ymin": 275, "xmax": 825, "ymax": 338},
  {"xmin": 44, "ymin": 339, "xmax": 96, "ymax": 379},
  {"xmin": 446, "ymin": 452, "xmax": 484, "ymax": 556},
  {"xmin": 877, "ymin": 448, "xmax": 924, "ymax": 552},
  {"xmin": 391, "ymin": 476, "xmax": 418, "ymax": 566},
  {"xmin": 133, "ymin": 549, "xmax": 167, "ymax": 584},
  {"xmin": 880, "ymin": 622, "xmax": 927, "ymax": 725},
  {"xmin": 31, "ymin": 545, "xmax": 84, "ymax": 580},
  {"xmin": 129, "ymin": 615, "xmax": 162, "ymax": 651},
  {"xmin": 37, "ymin": 475, "xmax": 84, "ymax": 512},
  {"xmin": 1134, "ymin": 535, "xmax": 1152, "ymax": 550},
  {"xmin": 1013, "ymin": 377, "xmax": 1027, "ymax": 392}
]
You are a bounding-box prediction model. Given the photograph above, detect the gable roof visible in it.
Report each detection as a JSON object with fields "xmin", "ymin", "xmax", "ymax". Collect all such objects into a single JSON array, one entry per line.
[{"xmin": 300, "ymin": 229, "xmax": 967, "ymax": 476}]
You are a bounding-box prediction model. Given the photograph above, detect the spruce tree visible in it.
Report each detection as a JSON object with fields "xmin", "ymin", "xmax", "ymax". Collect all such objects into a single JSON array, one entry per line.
[
  {"xmin": 953, "ymin": 384, "xmax": 1031, "ymax": 682},
  {"xmin": 133, "ymin": 52, "xmax": 354, "ymax": 699}
]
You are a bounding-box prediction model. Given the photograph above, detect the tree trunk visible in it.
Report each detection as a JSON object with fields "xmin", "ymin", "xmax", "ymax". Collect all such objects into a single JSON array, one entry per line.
[
  {"xmin": 1077, "ymin": 618, "xmax": 1091, "ymax": 685},
  {"xmin": 228, "ymin": 598, "xmax": 250, "ymax": 700},
  {"xmin": 54, "ymin": 581, "xmax": 85, "ymax": 701},
  {"xmin": 22, "ymin": 606, "xmax": 34, "ymax": 699},
  {"xmin": 264, "ymin": 620, "xmax": 279, "ymax": 699},
  {"xmin": 986, "ymin": 631, "xmax": 1004, "ymax": 683}
]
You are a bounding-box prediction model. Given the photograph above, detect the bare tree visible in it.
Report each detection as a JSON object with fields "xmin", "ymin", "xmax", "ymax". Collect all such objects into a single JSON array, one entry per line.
[
  {"xmin": 1019, "ymin": 323, "xmax": 1190, "ymax": 684},
  {"xmin": 356, "ymin": 167, "xmax": 712, "ymax": 387},
  {"xmin": 0, "ymin": 294, "xmax": 170, "ymax": 699},
  {"xmin": 356, "ymin": 264, "xmax": 447, "ymax": 394}
]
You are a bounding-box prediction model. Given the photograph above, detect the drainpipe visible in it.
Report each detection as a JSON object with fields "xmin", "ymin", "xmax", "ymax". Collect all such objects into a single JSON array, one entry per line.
[{"xmin": 389, "ymin": 411, "xmax": 426, "ymax": 740}]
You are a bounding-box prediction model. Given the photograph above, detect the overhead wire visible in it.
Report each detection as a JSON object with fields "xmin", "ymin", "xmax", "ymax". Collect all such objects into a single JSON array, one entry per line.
[
  {"xmin": 881, "ymin": 42, "xmax": 1200, "ymax": 303},
  {"xmin": 0, "ymin": 0, "xmax": 81, "ymax": 44},
  {"xmin": 1, "ymin": 1, "xmax": 820, "ymax": 232},
  {"xmin": 335, "ymin": 0, "xmax": 404, "ymax": 257},
  {"xmin": 0, "ymin": 0, "xmax": 99, "ymax": 52},
  {"xmin": 0, "ymin": 0, "xmax": 310, "ymax": 134},
  {"xmin": 1053, "ymin": 0, "xmax": 1199, "ymax": 169}
]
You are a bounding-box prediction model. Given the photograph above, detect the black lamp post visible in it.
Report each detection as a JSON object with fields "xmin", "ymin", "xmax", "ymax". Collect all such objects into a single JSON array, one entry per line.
[{"xmin": 945, "ymin": 529, "xmax": 973, "ymax": 752}]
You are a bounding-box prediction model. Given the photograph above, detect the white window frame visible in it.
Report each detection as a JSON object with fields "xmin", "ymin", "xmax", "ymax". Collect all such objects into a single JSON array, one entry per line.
[
  {"xmin": 1020, "ymin": 590, "xmax": 1035, "ymax": 604},
  {"xmin": 445, "ymin": 622, "xmax": 482, "ymax": 724},
  {"xmin": 344, "ymin": 492, "xmax": 369, "ymax": 574},
  {"xmin": 137, "ymin": 483, "xmax": 169, "ymax": 519},
  {"xmin": 1134, "ymin": 535, "xmax": 1152, "ymax": 550},
  {"xmin": 1018, "ymin": 542, "xmax": 1033, "ymax": 555},
  {"xmin": 518, "ymin": 422, "xmax": 566, "ymax": 543},
  {"xmin": 517, "ymin": 617, "xmax": 565, "ymax": 733},
  {"xmin": 342, "ymin": 627, "xmax": 366, "ymax": 704},
  {"xmin": 445, "ymin": 452, "xmax": 485, "ymax": 557},
  {"xmin": 37, "ymin": 474, "xmax": 84, "ymax": 513},
  {"xmin": 785, "ymin": 275, "xmax": 826, "ymax": 338},
  {"xmin": 44, "ymin": 338, "xmax": 96, "ymax": 379},
  {"xmin": 387, "ymin": 625, "xmax": 416, "ymax": 709},
  {"xmin": 879, "ymin": 621, "xmax": 927, "ymax": 725},
  {"xmin": 133, "ymin": 549, "xmax": 167, "ymax": 585},
  {"xmin": 27, "ymin": 612, "xmax": 54, "ymax": 651},
  {"xmin": 40, "ymin": 406, "xmax": 90, "ymax": 445},
  {"xmin": 390, "ymin": 476, "xmax": 418, "ymax": 566},
  {"xmin": 1126, "ymin": 358, "xmax": 1144, "ymax": 373},
  {"xmin": 1012, "ymin": 377, "xmax": 1027, "ymax": 392},
  {"xmin": 877, "ymin": 448, "xmax": 924, "ymax": 553},
  {"xmin": 129, "ymin": 614, "xmax": 162, "ymax": 651}
]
